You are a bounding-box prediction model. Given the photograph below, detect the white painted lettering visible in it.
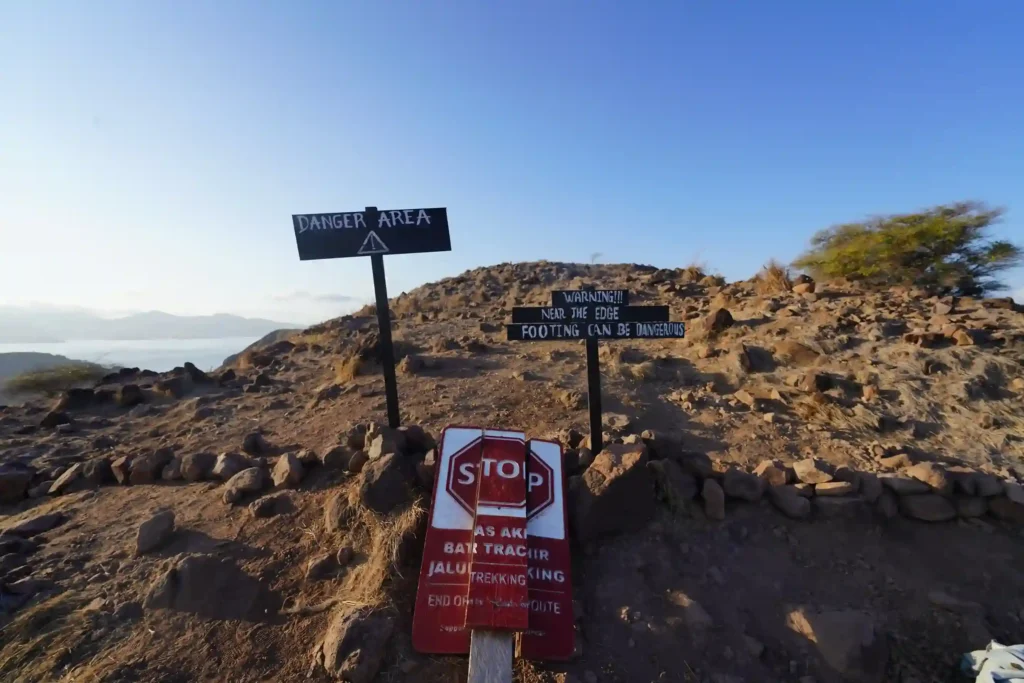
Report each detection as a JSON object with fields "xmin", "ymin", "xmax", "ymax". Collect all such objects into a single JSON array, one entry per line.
[
  {"xmin": 457, "ymin": 461, "xmax": 475, "ymax": 485},
  {"xmin": 378, "ymin": 212, "xmax": 392, "ymax": 228},
  {"xmin": 417, "ymin": 209, "xmax": 431, "ymax": 225},
  {"xmin": 403, "ymin": 209, "xmax": 414, "ymax": 224},
  {"xmin": 496, "ymin": 459, "xmax": 520, "ymax": 479},
  {"xmin": 297, "ymin": 216, "xmax": 310, "ymax": 233},
  {"xmin": 354, "ymin": 212, "xmax": 366, "ymax": 228},
  {"xmin": 390, "ymin": 210, "xmax": 403, "ymax": 225}
]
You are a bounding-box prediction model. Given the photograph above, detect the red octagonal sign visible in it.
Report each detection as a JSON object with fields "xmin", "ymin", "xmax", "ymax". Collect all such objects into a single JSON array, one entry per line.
[{"xmin": 445, "ymin": 440, "xmax": 554, "ymax": 520}]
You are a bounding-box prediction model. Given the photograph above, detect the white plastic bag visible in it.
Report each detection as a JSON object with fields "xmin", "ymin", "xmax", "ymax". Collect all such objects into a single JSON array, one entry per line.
[{"xmin": 962, "ymin": 641, "xmax": 1024, "ymax": 681}]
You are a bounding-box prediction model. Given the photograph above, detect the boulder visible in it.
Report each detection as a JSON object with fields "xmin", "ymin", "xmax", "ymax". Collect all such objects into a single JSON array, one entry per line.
[
  {"xmin": 858, "ymin": 473, "xmax": 883, "ymax": 503},
  {"xmin": 875, "ymin": 491, "xmax": 899, "ymax": 519},
  {"xmin": 212, "ymin": 452, "xmax": 253, "ymax": 481},
  {"xmin": 313, "ymin": 608, "xmax": 395, "ymax": 683},
  {"xmin": 702, "ymin": 479, "xmax": 726, "ymax": 521},
  {"xmin": 183, "ymin": 362, "xmax": 210, "ymax": 384},
  {"xmin": 974, "ymin": 473, "xmax": 1005, "ymax": 498},
  {"xmin": 40, "ymin": 411, "xmax": 71, "ymax": 429},
  {"xmin": 366, "ymin": 428, "xmax": 407, "ymax": 460},
  {"xmin": 242, "ymin": 432, "xmax": 272, "ymax": 456},
  {"xmin": 359, "ymin": 453, "xmax": 413, "ymax": 514},
  {"xmin": 223, "ymin": 468, "xmax": 266, "ymax": 505},
  {"xmin": 773, "ymin": 340, "xmax": 820, "ymax": 367},
  {"xmin": 48, "ymin": 462, "xmax": 84, "ymax": 495},
  {"xmin": 768, "ymin": 485, "xmax": 811, "ymax": 519},
  {"xmin": 879, "ymin": 475, "xmax": 930, "ymax": 496},
  {"xmin": 111, "ymin": 455, "xmax": 133, "ymax": 484},
  {"xmin": 904, "ymin": 463, "xmax": 953, "ymax": 495},
  {"xmin": 0, "ymin": 466, "xmax": 34, "ymax": 503},
  {"xmin": 154, "ymin": 376, "xmax": 190, "ymax": 399},
  {"xmin": 249, "ymin": 492, "xmax": 295, "ymax": 519},
  {"xmin": 136, "ymin": 509, "xmax": 175, "ymax": 555},
  {"xmin": 814, "ymin": 497, "xmax": 871, "ymax": 520},
  {"xmin": 648, "ymin": 459, "xmax": 698, "ymax": 513},
  {"xmin": 320, "ymin": 445, "xmax": 350, "ymax": 469},
  {"xmin": 786, "ymin": 607, "xmax": 888, "ymax": 683},
  {"xmin": 55, "ymin": 388, "xmax": 95, "ymax": 411},
  {"xmin": 345, "ymin": 425, "xmax": 368, "ymax": 451},
  {"xmin": 398, "ymin": 425, "xmax": 435, "ymax": 453},
  {"xmin": 324, "ymin": 490, "xmax": 353, "ymax": 533},
  {"xmin": 988, "ymin": 496, "xmax": 1024, "ymax": 524},
  {"xmin": 572, "ymin": 444, "xmax": 655, "ymax": 539},
  {"xmin": 1, "ymin": 512, "xmax": 65, "ymax": 538},
  {"xmin": 130, "ymin": 448, "xmax": 174, "ymax": 485},
  {"xmin": 753, "ymin": 460, "xmax": 788, "ymax": 487},
  {"xmin": 702, "ymin": 308, "xmax": 734, "ymax": 336},
  {"xmin": 793, "ymin": 458, "xmax": 833, "ymax": 485},
  {"xmin": 116, "ymin": 384, "xmax": 145, "ymax": 408},
  {"xmin": 82, "ymin": 458, "xmax": 114, "ymax": 487},
  {"xmin": 162, "ymin": 456, "xmax": 183, "ymax": 481},
  {"xmin": 899, "ymin": 494, "xmax": 956, "ymax": 522},
  {"xmin": 954, "ymin": 496, "xmax": 988, "ymax": 518},
  {"xmin": 348, "ymin": 451, "xmax": 370, "ymax": 474},
  {"xmin": 674, "ymin": 451, "xmax": 713, "ymax": 479},
  {"xmin": 792, "ymin": 281, "xmax": 816, "ymax": 295},
  {"xmin": 878, "ymin": 453, "xmax": 913, "ymax": 470},
  {"xmin": 272, "ymin": 452, "xmax": 304, "ymax": 488},
  {"xmin": 722, "ymin": 468, "xmax": 764, "ymax": 502},
  {"xmin": 799, "ymin": 370, "xmax": 833, "ymax": 393},
  {"xmin": 1006, "ymin": 482, "xmax": 1024, "ymax": 505},
  {"xmin": 181, "ymin": 452, "xmax": 217, "ymax": 482}
]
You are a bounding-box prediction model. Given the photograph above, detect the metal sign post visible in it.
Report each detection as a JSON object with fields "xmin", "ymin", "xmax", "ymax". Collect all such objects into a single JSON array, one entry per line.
[
  {"xmin": 507, "ymin": 289, "xmax": 686, "ymax": 453},
  {"xmin": 291, "ymin": 205, "xmax": 451, "ymax": 428}
]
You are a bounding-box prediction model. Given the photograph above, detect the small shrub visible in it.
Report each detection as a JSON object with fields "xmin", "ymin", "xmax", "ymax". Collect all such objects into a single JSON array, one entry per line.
[
  {"xmin": 755, "ymin": 260, "xmax": 793, "ymax": 295},
  {"xmin": 4, "ymin": 363, "xmax": 107, "ymax": 396}
]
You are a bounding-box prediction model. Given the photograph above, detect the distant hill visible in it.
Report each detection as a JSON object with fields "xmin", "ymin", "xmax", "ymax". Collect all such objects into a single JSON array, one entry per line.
[
  {"xmin": 221, "ymin": 328, "xmax": 301, "ymax": 367},
  {"xmin": 0, "ymin": 307, "xmax": 301, "ymax": 343},
  {"xmin": 0, "ymin": 352, "xmax": 101, "ymax": 404}
]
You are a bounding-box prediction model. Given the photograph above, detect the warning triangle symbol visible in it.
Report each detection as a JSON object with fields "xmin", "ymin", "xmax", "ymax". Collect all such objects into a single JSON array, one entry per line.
[{"xmin": 357, "ymin": 230, "xmax": 389, "ymax": 255}]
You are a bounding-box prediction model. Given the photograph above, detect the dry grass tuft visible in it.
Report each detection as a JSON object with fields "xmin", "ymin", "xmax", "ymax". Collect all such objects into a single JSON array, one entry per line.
[
  {"xmin": 755, "ymin": 260, "xmax": 793, "ymax": 295},
  {"xmin": 0, "ymin": 593, "xmax": 96, "ymax": 681},
  {"xmin": 3, "ymin": 363, "xmax": 107, "ymax": 397},
  {"xmin": 334, "ymin": 354, "xmax": 370, "ymax": 383},
  {"xmin": 341, "ymin": 502, "xmax": 426, "ymax": 609}
]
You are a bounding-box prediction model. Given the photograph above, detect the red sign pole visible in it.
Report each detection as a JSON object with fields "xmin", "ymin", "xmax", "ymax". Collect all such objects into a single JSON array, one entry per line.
[{"xmin": 464, "ymin": 431, "xmax": 529, "ymax": 630}]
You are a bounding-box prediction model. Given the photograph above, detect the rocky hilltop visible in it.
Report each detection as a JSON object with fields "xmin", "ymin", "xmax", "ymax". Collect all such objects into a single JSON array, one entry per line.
[{"xmin": 0, "ymin": 261, "xmax": 1022, "ymax": 683}]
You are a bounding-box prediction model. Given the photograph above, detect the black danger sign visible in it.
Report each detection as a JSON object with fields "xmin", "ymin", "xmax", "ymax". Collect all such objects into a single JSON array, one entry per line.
[{"xmin": 292, "ymin": 207, "xmax": 450, "ymax": 260}]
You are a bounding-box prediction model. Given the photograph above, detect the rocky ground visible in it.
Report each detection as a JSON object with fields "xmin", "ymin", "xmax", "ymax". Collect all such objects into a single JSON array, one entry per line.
[{"xmin": 1, "ymin": 261, "xmax": 1023, "ymax": 683}]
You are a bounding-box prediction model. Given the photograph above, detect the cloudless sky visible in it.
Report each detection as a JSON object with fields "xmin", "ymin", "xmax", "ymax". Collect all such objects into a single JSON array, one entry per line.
[{"xmin": 2, "ymin": 1, "xmax": 1023, "ymax": 324}]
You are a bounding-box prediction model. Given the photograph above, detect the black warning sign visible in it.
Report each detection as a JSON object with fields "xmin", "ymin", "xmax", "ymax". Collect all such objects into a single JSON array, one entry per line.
[{"xmin": 292, "ymin": 207, "xmax": 451, "ymax": 260}]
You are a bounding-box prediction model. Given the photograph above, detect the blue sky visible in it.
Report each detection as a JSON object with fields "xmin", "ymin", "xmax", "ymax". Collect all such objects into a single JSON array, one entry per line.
[{"xmin": 2, "ymin": 1, "xmax": 1023, "ymax": 324}]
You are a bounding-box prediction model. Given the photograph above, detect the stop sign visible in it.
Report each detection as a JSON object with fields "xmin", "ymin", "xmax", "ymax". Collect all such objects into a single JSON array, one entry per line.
[{"xmin": 446, "ymin": 441, "xmax": 555, "ymax": 520}]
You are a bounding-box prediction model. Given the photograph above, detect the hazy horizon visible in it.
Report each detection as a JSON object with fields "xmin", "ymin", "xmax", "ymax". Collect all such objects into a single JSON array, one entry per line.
[{"xmin": 3, "ymin": 2, "xmax": 1023, "ymax": 319}]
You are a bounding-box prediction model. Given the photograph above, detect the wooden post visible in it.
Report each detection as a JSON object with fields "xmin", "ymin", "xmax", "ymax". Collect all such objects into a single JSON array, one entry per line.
[
  {"xmin": 586, "ymin": 337, "xmax": 602, "ymax": 453},
  {"xmin": 468, "ymin": 630, "xmax": 514, "ymax": 683},
  {"xmin": 366, "ymin": 207, "xmax": 400, "ymax": 428}
]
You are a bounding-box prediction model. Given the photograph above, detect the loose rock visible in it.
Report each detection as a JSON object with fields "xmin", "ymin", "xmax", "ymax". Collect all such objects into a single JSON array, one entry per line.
[
  {"xmin": 769, "ymin": 485, "xmax": 811, "ymax": 519},
  {"xmin": 0, "ymin": 466, "xmax": 34, "ymax": 503},
  {"xmin": 786, "ymin": 607, "xmax": 888, "ymax": 683},
  {"xmin": 899, "ymin": 494, "xmax": 956, "ymax": 522},
  {"xmin": 130, "ymin": 448, "xmax": 174, "ymax": 485},
  {"xmin": 250, "ymin": 492, "xmax": 295, "ymax": 518},
  {"xmin": 242, "ymin": 432, "xmax": 272, "ymax": 456},
  {"xmin": 648, "ymin": 459, "xmax": 698, "ymax": 513},
  {"xmin": 222, "ymin": 468, "xmax": 265, "ymax": 505},
  {"xmin": 723, "ymin": 468, "xmax": 764, "ymax": 502},
  {"xmin": 212, "ymin": 452, "xmax": 253, "ymax": 481},
  {"xmin": 793, "ymin": 458, "xmax": 833, "ymax": 485},
  {"xmin": 572, "ymin": 444, "xmax": 656, "ymax": 539},
  {"xmin": 181, "ymin": 452, "xmax": 217, "ymax": 482},
  {"xmin": 879, "ymin": 475, "xmax": 930, "ymax": 496},
  {"xmin": 272, "ymin": 452, "xmax": 304, "ymax": 488},
  {"xmin": 136, "ymin": 509, "xmax": 175, "ymax": 555},
  {"xmin": 904, "ymin": 462, "xmax": 953, "ymax": 495},
  {"xmin": 359, "ymin": 453, "xmax": 413, "ymax": 514},
  {"xmin": 313, "ymin": 607, "xmax": 395, "ymax": 683},
  {"xmin": 702, "ymin": 479, "xmax": 726, "ymax": 521},
  {"xmin": 754, "ymin": 460, "xmax": 788, "ymax": 487}
]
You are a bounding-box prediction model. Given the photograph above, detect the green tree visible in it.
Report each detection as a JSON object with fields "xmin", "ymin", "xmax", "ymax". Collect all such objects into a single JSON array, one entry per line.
[{"xmin": 793, "ymin": 202, "xmax": 1021, "ymax": 295}]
